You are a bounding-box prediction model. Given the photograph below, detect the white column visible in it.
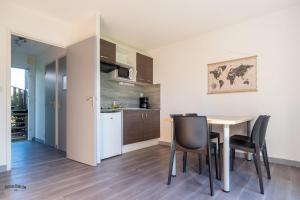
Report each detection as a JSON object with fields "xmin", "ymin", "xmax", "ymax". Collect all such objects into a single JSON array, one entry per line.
[{"xmin": 223, "ymin": 124, "xmax": 230, "ymax": 192}]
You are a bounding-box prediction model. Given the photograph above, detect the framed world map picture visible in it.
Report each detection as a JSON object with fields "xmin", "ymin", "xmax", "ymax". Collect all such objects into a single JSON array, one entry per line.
[{"xmin": 207, "ymin": 56, "xmax": 257, "ymax": 94}]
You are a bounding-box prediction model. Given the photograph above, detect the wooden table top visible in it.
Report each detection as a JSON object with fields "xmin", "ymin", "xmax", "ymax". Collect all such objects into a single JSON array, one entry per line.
[{"xmin": 165, "ymin": 115, "xmax": 254, "ymax": 125}]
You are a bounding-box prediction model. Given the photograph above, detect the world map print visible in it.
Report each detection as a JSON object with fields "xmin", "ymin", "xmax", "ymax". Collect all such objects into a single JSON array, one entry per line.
[{"xmin": 208, "ymin": 56, "xmax": 257, "ymax": 94}]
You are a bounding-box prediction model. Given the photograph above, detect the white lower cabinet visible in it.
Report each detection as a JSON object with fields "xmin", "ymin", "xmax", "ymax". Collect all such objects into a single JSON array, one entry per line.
[{"xmin": 101, "ymin": 112, "xmax": 122, "ymax": 159}]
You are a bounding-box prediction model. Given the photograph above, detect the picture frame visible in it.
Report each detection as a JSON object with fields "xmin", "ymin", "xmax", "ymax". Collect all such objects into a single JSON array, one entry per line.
[{"xmin": 207, "ymin": 56, "xmax": 257, "ymax": 94}]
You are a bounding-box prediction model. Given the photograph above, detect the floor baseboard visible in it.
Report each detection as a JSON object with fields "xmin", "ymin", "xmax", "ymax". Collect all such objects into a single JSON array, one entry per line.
[
  {"xmin": 123, "ymin": 139, "xmax": 159, "ymax": 153},
  {"xmin": 158, "ymin": 141, "xmax": 170, "ymax": 147},
  {"xmin": 268, "ymin": 157, "xmax": 300, "ymax": 168},
  {"xmin": 32, "ymin": 137, "xmax": 45, "ymax": 144},
  {"xmin": 159, "ymin": 141, "xmax": 300, "ymax": 168}
]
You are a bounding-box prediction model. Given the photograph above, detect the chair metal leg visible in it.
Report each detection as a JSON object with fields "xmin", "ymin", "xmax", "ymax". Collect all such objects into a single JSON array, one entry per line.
[
  {"xmin": 209, "ymin": 124, "xmax": 213, "ymax": 132},
  {"xmin": 198, "ymin": 154, "xmax": 202, "ymax": 174},
  {"xmin": 233, "ymin": 148, "xmax": 236, "ymax": 160},
  {"xmin": 167, "ymin": 142, "xmax": 176, "ymax": 185},
  {"xmin": 213, "ymin": 146, "xmax": 219, "ymax": 180},
  {"xmin": 206, "ymin": 154, "xmax": 209, "ymax": 165},
  {"xmin": 254, "ymin": 150, "xmax": 264, "ymax": 194},
  {"xmin": 262, "ymin": 144, "xmax": 271, "ymax": 179},
  {"xmin": 253, "ymin": 153, "xmax": 259, "ymax": 175},
  {"xmin": 219, "ymin": 145, "xmax": 222, "ymax": 180},
  {"xmin": 217, "ymin": 136, "xmax": 221, "ymax": 159},
  {"xmin": 230, "ymin": 148, "xmax": 235, "ymax": 171},
  {"xmin": 183, "ymin": 152, "xmax": 187, "ymax": 173},
  {"xmin": 207, "ymin": 147, "xmax": 214, "ymax": 196}
]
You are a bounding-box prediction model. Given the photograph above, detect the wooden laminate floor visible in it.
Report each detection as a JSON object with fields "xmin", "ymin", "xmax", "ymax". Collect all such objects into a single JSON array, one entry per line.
[
  {"xmin": 12, "ymin": 141, "xmax": 66, "ymax": 169},
  {"xmin": 1, "ymin": 144, "xmax": 300, "ymax": 200}
]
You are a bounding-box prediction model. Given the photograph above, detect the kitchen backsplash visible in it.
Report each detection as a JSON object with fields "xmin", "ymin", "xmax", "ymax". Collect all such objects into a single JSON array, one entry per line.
[{"xmin": 101, "ymin": 72, "xmax": 160, "ymax": 109}]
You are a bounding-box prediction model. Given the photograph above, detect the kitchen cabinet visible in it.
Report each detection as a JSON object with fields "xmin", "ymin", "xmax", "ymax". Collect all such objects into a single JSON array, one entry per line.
[
  {"xmin": 143, "ymin": 110, "xmax": 160, "ymax": 140},
  {"xmin": 100, "ymin": 39, "xmax": 116, "ymax": 64},
  {"xmin": 123, "ymin": 110, "xmax": 144, "ymax": 145},
  {"xmin": 136, "ymin": 53, "xmax": 153, "ymax": 84},
  {"xmin": 123, "ymin": 110, "xmax": 160, "ymax": 145}
]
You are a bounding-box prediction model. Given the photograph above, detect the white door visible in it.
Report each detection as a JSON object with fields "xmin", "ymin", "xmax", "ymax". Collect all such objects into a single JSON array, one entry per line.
[
  {"xmin": 45, "ymin": 61, "xmax": 56, "ymax": 147},
  {"xmin": 66, "ymin": 36, "xmax": 98, "ymax": 166}
]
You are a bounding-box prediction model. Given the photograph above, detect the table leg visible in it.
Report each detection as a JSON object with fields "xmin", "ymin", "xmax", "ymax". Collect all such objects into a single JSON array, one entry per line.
[
  {"xmin": 172, "ymin": 152, "xmax": 176, "ymax": 176},
  {"xmin": 223, "ymin": 124, "xmax": 230, "ymax": 192},
  {"xmin": 171, "ymin": 121, "xmax": 176, "ymax": 176},
  {"xmin": 246, "ymin": 121, "xmax": 252, "ymax": 161}
]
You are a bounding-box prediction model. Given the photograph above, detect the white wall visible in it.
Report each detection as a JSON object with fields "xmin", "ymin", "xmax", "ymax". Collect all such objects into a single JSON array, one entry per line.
[
  {"xmin": 11, "ymin": 51, "xmax": 31, "ymax": 69},
  {"xmin": 34, "ymin": 60, "xmax": 45, "ymax": 141},
  {"xmin": 0, "ymin": 1, "xmax": 71, "ymax": 169},
  {"xmin": 150, "ymin": 5, "xmax": 300, "ymax": 162},
  {"xmin": 0, "ymin": 1, "xmax": 98, "ymax": 169},
  {"xmin": 28, "ymin": 63, "xmax": 36, "ymax": 140}
]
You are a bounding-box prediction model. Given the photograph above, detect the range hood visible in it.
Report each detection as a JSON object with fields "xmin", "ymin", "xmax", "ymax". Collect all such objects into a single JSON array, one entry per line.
[
  {"xmin": 100, "ymin": 43, "xmax": 134, "ymax": 73},
  {"xmin": 100, "ymin": 62, "xmax": 119, "ymax": 73}
]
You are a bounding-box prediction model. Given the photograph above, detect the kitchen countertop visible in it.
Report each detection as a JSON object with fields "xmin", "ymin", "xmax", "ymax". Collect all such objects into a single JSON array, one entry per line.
[{"xmin": 101, "ymin": 108, "xmax": 160, "ymax": 113}]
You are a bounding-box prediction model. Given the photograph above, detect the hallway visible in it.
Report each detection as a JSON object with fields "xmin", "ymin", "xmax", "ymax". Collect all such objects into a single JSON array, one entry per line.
[{"xmin": 12, "ymin": 141, "xmax": 65, "ymax": 169}]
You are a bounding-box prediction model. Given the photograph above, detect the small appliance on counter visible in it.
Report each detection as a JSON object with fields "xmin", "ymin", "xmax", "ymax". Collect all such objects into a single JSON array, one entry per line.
[{"xmin": 139, "ymin": 93, "xmax": 150, "ymax": 109}]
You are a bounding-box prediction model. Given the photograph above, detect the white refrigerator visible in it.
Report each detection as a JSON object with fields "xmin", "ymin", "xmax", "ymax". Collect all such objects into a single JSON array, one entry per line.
[{"xmin": 101, "ymin": 112, "xmax": 122, "ymax": 159}]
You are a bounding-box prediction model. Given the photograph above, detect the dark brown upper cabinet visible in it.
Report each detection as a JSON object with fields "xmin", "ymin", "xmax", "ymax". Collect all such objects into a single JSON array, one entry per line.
[
  {"xmin": 136, "ymin": 53, "xmax": 153, "ymax": 84},
  {"xmin": 100, "ymin": 39, "xmax": 116, "ymax": 65}
]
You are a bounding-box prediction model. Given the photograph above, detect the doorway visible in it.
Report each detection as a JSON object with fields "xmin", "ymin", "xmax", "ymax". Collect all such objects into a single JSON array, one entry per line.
[
  {"xmin": 11, "ymin": 68, "xmax": 28, "ymax": 142},
  {"xmin": 10, "ymin": 35, "xmax": 67, "ymax": 169}
]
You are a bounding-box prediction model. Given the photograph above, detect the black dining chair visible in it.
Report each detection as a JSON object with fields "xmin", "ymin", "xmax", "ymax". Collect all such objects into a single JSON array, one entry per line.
[
  {"xmin": 186, "ymin": 114, "xmax": 221, "ymax": 156},
  {"xmin": 167, "ymin": 115, "xmax": 214, "ymax": 196},
  {"xmin": 185, "ymin": 113, "xmax": 220, "ymax": 179},
  {"xmin": 230, "ymin": 115, "xmax": 271, "ymax": 194}
]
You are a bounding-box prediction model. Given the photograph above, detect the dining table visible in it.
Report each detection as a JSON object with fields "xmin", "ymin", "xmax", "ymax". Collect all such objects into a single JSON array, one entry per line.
[{"xmin": 165, "ymin": 115, "xmax": 254, "ymax": 192}]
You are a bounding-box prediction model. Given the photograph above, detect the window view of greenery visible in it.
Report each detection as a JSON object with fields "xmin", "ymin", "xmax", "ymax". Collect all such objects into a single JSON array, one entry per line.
[{"xmin": 11, "ymin": 68, "xmax": 28, "ymax": 142}]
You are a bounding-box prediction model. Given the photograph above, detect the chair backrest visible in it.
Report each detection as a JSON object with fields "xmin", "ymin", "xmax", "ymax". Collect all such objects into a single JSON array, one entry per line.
[
  {"xmin": 170, "ymin": 114, "xmax": 183, "ymax": 118},
  {"xmin": 173, "ymin": 116, "xmax": 208, "ymax": 149},
  {"xmin": 185, "ymin": 113, "xmax": 198, "ymax": 117},
  {"xmin": 251, "ymin": 115, "xmax": 265, "ymax": 144},
  {"xmin": 258, "ymin": 115, "xmax": 270, "ymax": 147}
]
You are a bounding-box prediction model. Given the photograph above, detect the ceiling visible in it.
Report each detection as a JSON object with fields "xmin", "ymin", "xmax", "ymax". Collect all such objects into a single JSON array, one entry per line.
[
  {"xmin": 11, "ymin": 35, "xmax": 51, "ymax": 55},
  {"xmin": 7, "ymin": 0, "xmax": 300, "ymax": 50}
]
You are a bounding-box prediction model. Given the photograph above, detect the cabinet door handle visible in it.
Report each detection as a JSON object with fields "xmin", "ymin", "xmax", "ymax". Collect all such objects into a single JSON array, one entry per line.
[
  {"xmin": 141, "ymin": 113, "xmax": 144, "ymax": 119},
  {"xmin": 101, "ymin": 55, "xmax": 109, "ymax": 59},
  {"xmin": 145, "ymin": 113, "xmax": 148, "ymax": 118}
]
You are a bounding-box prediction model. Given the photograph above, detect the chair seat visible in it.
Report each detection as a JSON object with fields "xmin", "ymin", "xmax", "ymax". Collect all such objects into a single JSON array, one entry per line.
[
  {"xmin": 176, "ymin": 144, "xmax": 207, "ymax": 153},
  {"xmin": 230, "ymin": 134, "xmax": 251, "ymax": 142},
  {"xmin": 210, "ymin": 132, "xmax": 220, "ymax": 139},
  {"xmin": 230, "ymin": 138, "xmax": 255, "ymax": 153}
]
